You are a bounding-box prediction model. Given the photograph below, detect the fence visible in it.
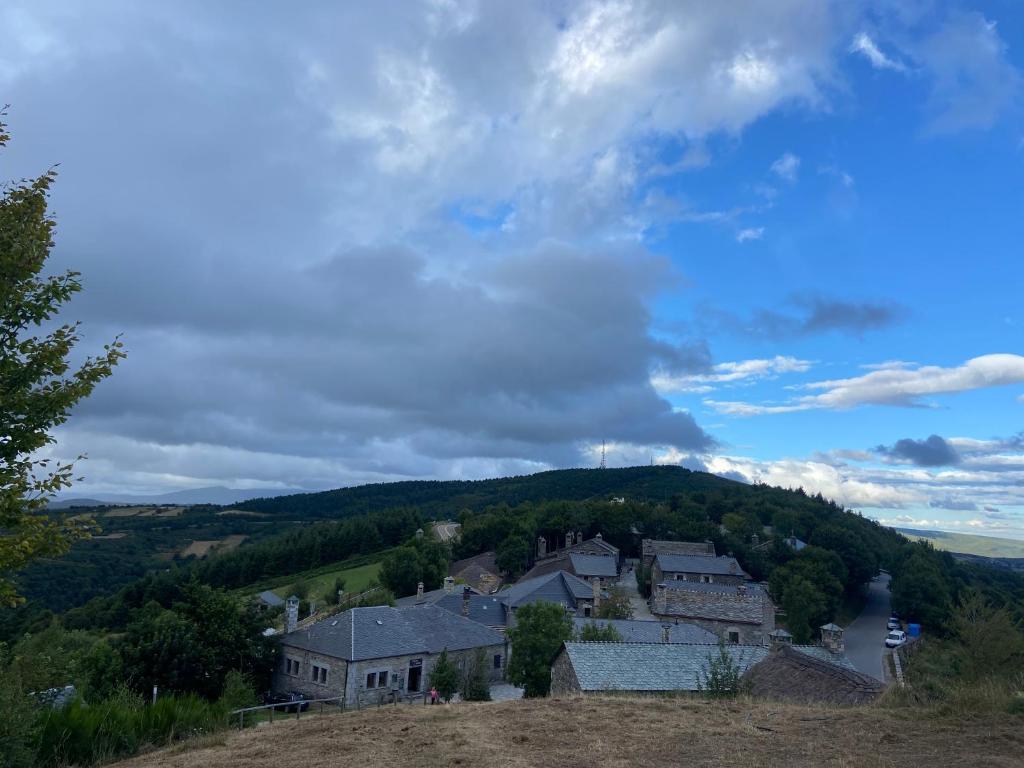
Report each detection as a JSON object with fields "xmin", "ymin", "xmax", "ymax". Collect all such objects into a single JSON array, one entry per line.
[{"xmin": 228, "ymin": 696, "xmax": 345, "ymax": 730}]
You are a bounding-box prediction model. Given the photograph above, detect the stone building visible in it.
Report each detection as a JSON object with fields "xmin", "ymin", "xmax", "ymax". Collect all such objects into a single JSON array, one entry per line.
[
  {"xmin": 273, "ymin": 604, "xmax": 506, "ymax": 707},
  {"xmin": 640, "ymin": 539, "xmax": 715, "ymax": 569},
  {"xmin": 448, "ymin": 551, "xmax": 504, "ymax": 594},
  {"xmin": 524, "ymin": 533, "xmax": 620, "ymax": 582},
  {"xmin": 550, "ymin": 635, "xmax": 862, "ymax": 698},
  {"xmin": 572, "ymin": 617, "xmax": 717, "ymax": 644},
  {"xmin": 650, "ymin": 553, "xmax": 749, "ymax": 586},
  {"xmin": 650, "ymin": 581, "xmax": 775, "ymax": 645}
]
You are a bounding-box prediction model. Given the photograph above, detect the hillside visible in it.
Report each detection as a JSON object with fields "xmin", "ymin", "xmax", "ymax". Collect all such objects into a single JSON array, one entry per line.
[
  {"xmin": 234, "ymin": 465, "xmax": 740, "ymax": 518},
  {"xmin": 896, "ymin": 528, "xmax": 1024, "ymax": 559},
  {"xmin": 115, "ymin": 696, "xmax": 1021, "ymax": 768}
]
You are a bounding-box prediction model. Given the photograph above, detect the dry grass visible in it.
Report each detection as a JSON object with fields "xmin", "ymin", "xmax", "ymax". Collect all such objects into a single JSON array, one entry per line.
[
  {"xmin": 113, "ymin": 696, "xmax": 1022, "ymax": 768},
  {"xmin": 180, "ymin": 534, "xmax": 247, "ymax": 558}
]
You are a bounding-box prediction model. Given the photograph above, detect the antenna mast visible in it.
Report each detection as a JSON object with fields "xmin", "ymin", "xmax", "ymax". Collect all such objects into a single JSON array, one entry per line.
[{"xmin": 599, "ymin": 440, "xmax": 607, "ymax": 470}]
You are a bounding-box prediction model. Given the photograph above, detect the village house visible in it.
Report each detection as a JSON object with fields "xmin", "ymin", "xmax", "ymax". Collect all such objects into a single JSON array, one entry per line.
[
  {"xmin": 255, "ymin": 590, "xmax": 284, "ymax": 611},
  {"xmin": 273, "ymin": 604, "xmax": 506, "ymax": 707},
  {"xmin": 650, "ymin": 553, "xmax": 749, "ymax": 586},
  {"xmin": 520, "ymin": 532, "xmax": 620, "ymax": 582},
  {"xmin": 550, "ymin": 625, "xmax": 863, "ymax": 699},
  {"xmin": 572, "ymin": 617, "xmax": 717, "ymax": 644},
  {"xmin": 650, "ymin": 580, "xmax": 775, "ymax": 645},
  {"xmin": 448, "ymin": 551, "xmax": 503, "ymax": 594},
  {"xmin": 395, "ymin": 576, "xmax": 482, "ymax": 608},
  {"xmin": 640, "ymin": 538, "xmax": 715, "ymax": 569}
]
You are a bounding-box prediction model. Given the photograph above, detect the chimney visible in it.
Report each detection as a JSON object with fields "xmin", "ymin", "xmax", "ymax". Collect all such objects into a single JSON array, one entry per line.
[
  {"xmin": 415, "ymin": 527, "xmax": 424, "ymax": 540},
  {"xmin": 595, "ymin": 533, "xmax": 603, "ymax": 542},
  {"xmin": 821, "ymin": 624, "xmax": 845, "ymax": 654},
  {"xmin": 576, "ymin": 530, "xmax": 583, "ymax": 547},
  {"xmin": 538, "ymin": 535, "xmax": 547, "ymax": 558},
  {"xmin": 308, "ymin": 600, "xmax": 317, "ymax": 617},
  {"xmin": 443, "ymin": 576, "xmax": 455, "ymax": 594},
  {"xmin": 661, "ymin": 624, "xmax": 671, "ymax": 643},
  {"xmin": 591, "ymin": 577, "xmax": 601, "ymax": 612},
  {"xmin": 653, "ymin": 583, "xmax": 667, "ymax": 614},
  {"xmin": 751, "ymin": 533, "xmax": 760, "ymax": 547},
  {"xmin": 736, "ymin": 583, "xmax": 747, "ymax": 598},
  {"xmin": 462, "ymin": 586, "xmax": 471, "ymax": 616},
  {"xmin": 566, "ymin": 531, "xmax": 573, "ymax": 549},
  {"xmin": 729, "ymin": 559, "xmax": 738, "ymax": 574},
  {"xmin": 769, "ymin": 629, "xmax": 793, "ymax": 650},
  {"xmin": 416, "ymin": 581, "xmax": 424, "ymax": 601},
  {"xmin": 285, "ymin": 595, "xmax": 299, "ymax": 634}
]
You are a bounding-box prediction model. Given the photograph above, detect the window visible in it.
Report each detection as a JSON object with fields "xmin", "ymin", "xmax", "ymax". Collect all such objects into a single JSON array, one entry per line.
[
  {"xmin": 493, "ymin": 654, "xmax": 502, "ymax": 670},
  {"xmin": 728, "ymin": 630, "xmax": 740, "ymax": 644},
  {"xmin": 285, "ymin": 658, "xmax": 300, "ymax": 676},
  {"xmin": 311, "ymin": 664, "xmax": 328, "ymax": 684},
  {"xmin": 701, "ymin": 575, "xmax": 711, "ymax": 584},
  {"xmin": 365, "ymin": 670, "xmax": 389, "ymax": 689},
  {"xmin": 583, "ymin": 605, "xmax": 591, "ymax": 617}
]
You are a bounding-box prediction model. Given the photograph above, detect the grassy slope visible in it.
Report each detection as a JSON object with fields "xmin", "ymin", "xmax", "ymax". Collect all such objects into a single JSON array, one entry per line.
[
  {"xmin": 269, "ymin": 561, "xmax": 382, "ymax": 600},
  {"xmin": 115, "ymin": 696, "xmax": 1021, "ymax": 768},
  {"xmin": 896, "ymin": 528, "xmax": 1024, "ymax": 558}
]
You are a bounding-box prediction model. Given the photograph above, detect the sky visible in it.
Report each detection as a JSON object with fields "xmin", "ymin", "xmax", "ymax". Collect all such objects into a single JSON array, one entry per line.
[{"xmin": 2, "ymin": 1, "xmax": 1023, "ymax": 537}]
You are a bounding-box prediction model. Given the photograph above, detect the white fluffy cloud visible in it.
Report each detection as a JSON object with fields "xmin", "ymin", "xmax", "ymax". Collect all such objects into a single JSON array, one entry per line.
[
  {"xmin": 849, "ymin": 32, "xmax": 906, "ymax": 71},
  {"xmin": 652, "ymin": 355, "xmax": 811, "ymax": 395},
  {"xmin": 707, "ymin": 354, "xmax": 1024, "ymax": 415},
  {"xmin": 770, "ymin": 152, "xmax": 801, "ymax": 182}
]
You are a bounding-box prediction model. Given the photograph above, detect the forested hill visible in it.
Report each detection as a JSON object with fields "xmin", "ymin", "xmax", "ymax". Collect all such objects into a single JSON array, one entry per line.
[{"xmin": 235, "ymin": 465, "xmax": 740, "ymax": 518}]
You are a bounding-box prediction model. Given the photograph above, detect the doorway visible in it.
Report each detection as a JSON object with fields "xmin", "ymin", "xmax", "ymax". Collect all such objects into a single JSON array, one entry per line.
[{"xmin": 407, "ymin": 660, "xmax": 422, "ymax": 692}]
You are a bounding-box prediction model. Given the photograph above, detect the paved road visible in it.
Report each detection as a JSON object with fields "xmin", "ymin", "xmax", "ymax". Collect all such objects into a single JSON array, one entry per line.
[
  {"xmin": 843, "ymin": 573, "xmax": 892, "ymax": 682},
  {"xmin": 616, "ymin": 563, "xmax": 654, "ymax": 619},
  {"xmin": 433, "ymin": 521, "xmax": 461, "ymax": 542}
]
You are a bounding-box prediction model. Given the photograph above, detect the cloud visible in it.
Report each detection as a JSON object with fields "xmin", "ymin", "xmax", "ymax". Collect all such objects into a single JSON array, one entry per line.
[
  {"xmin": 652, "ymin": 355, "xmax": 811, "ymax": 395},
  {"xmin": 770, "ymin": 152, "xmax": 800, "ymax": 182},
  {"xmin": 736, "ymin": 227, "xmax": 764, "ymax": 242},
  {"xmin": 849, "ymin": 32, "xmax": 906, "ymax": 72},
  {"xmin": 707, "ymin": 296, "xmax": 906, "ymax": 340},
  {"xmin": 876, "ymin": 435, "xmax": 961, "ymax": 467},
  {"xmin": 916, "ymin": 13, "xmax": 1022, "ymax": 133},
  {"xmin": 928, "ymin": 496, "xmax": 978, "ymax": 512},
  {"xmin": 707, "ymin": 354, "xmax": 1024, "ymax": 416}
]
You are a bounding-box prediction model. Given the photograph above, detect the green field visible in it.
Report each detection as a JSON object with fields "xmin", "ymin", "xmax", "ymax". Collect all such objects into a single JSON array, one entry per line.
[
  {"xmin": 269, "ymin": 560, "xmax": 383, "ymax": 601},
  {"xmin": 897, "ymin": 528, "xmax": 1024, "ymax": 558}
]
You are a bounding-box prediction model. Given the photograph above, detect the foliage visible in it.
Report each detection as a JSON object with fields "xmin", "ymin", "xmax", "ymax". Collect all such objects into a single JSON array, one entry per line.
[
  {"xmin": 890, "ymin": 544, "xmax": 955, "ymax": 631},
  {"xmin": 0, "ymin": 115, "xmax": 125, "ymax": 606},
  {"xmin": 219, "ymin": 670, "xmax": 258, "ymax": 726},
  {"xmin": 35, "ymin": 686, "xmax": 226, "ymax": 767},
  {"xmin": 428, "ymin": 649, "xmax": 459, "ymax": 703},
  {"xmin": 495, "ymin": 534, "xmax": 530, "ymax": 578},
  {"xmin": 324, "ymin": 575, "xmax": 347, "ymax": 605},
  {"xmin": 595, "ymin": 587, "xmax": 633, "ymax": 620},
  {"xmin": 507, "ymin": 601, "xmax": 573, "ymax": 698},
  {"xmin": 460, "ymin": 648, "xmax": 492, "ymax": 702},
  {"xmin": 698, "ymin": 641, "xmax": 744, "ymax": 698},
  {"xmin": 379, "ymin": 536, "xmax": 450, "ymax": 597},
  {"xmin": 116, "ymin": 581, "xmax": 276, "ymax": 700},
  {"xmin": 949, "ymin": 589, "xmax": 1024, "ymax": 681},
  {"xmin": 779, "ymin": 576, "xmax": 827, "ymax": 644},
  {"xmin": 575, "ymin": 622, "xmax": 622, "ymax": 642},
  {"xmin": 0, "ymin": 646, "xmax": 41, "ymax": 768}
]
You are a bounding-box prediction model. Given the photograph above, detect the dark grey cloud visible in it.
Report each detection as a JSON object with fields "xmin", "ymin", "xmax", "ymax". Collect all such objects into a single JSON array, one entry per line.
[
  {"xmin": 702, "ymin": 295, "xmax": 907, "ymax": 340},
  {"xmin": 928, "ymin": 497, "xmax": 978, "ymax": 512},
  {"xmin": 876, "ymin": 434, "xmax": 961, "ymax": 467}
]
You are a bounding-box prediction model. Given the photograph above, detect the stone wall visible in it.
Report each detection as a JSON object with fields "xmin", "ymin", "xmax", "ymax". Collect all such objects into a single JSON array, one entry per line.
[
  {"xmin": 549, "ymin": 650, "xmax": 581, "ymax": 696},
  {"xmin": 274, "ymin": 641, "xmax": 507, "ymax": 707},
  {"xmin": 650, "ymin": 586, "xmax": 774, "ymax": 646},
  {"xmin": 650, "ymin": 564, "xmax": 744, "ymax": 587},
  {"xmin": 641, "ymin": 539, "xmax": 715, "ymax": 568}
]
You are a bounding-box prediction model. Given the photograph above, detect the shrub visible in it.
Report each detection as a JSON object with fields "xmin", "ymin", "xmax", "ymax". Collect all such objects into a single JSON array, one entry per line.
[
  {"xmin": 698, "ymin": 641, "xmax": 744, "ymax": 698},
  {"xmin": 460, "ymin": 649, "xmax": 492, "ymax": 702},
  {"xmin": 428, "ymin": 649, "xmax": 459, "ymax": 702}
]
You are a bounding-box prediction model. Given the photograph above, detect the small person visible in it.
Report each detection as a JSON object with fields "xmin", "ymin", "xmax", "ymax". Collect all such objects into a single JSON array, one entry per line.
[{"xmin": 430, "ymin": 686, "xmax": 439, "ymax": 705}]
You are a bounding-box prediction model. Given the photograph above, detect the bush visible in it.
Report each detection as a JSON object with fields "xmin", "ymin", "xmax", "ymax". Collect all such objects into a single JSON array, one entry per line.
[
  {"xmin": 460, "ymin": 649, "xmax": 491, "ymax": 702},
  {"xmin": 34, "ymin": 687, "xmax": 226, "ymax": 767},
  {"xmin": 698, "ymin": 641, "xmax": 744, "ymax": 698},
  {"xmin": 428, "ymin": 649, "xmax": 459, "ymax": 702}
]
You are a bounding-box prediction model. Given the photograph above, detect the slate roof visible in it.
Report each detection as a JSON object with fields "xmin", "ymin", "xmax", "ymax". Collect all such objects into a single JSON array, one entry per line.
[
  {"xmin": 743, "ymin": 645, "xmax": 884, "ymax": 705},
  {"xmin": 503, "ymin": 570, "xmax": 593, "ymax": 609},
  {"xmin": 572, "ymin": 618, "xmax": 717, "ymax": 644},
  {"xmin": 395, "ymin": 584, "xmax": 482, "ymax": 608},
  {"xmin": 432, "ymin": 592, "xmax": 509, "ymax": 626},
  {"xmin": 655, "ymin": 553, "xmax": 747, "ymax": 577},
  {"xmin": 559, "ymin": 642, "xmax": 858, "ymax": 692},
  {"xmin": 257, "ymin": 590, "xmax": 284, "ymax": 607},
  {"xmin": 280, "ymin": 605, "xmax": 504, "ymax": 662},
  {"xmin": 654, "ymin": 582, "xmax": 768, "ymax": 624},
  {"xmin": 569, "ymin": 553, "xmax": 618, "ymax": 578},
  {"xmin": 660, "ymin": 580, "xmax": 765, "ymax": 596},
  {"xmin": 449, "ymin": 551, "xmax": 503, "ymax": 593}
]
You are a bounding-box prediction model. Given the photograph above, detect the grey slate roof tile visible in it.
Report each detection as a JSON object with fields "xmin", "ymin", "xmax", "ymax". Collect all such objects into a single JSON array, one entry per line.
[
  {"xmin": 569, "ymin": 553, "xmax": 618, "ymax": 578},
  {"xmin": 655, "ymin": 553, "xmax": 747, "ymax": 576},
  {"xmin": 572, "ymin": 618, "xmax": 717, "ymax": 644},
  {"xmin": 281, "ymin": 605, "xmax": 504, "ymax": 661}
]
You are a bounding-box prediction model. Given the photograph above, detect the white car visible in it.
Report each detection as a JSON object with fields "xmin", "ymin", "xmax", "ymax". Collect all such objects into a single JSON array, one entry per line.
[
  {"xmin": 887, "ymin": 617, "xmax": 901, "ymax": 630},
  {"xmin": 885, "ymin": 630, "xmax": 907, "ymax": 648}
]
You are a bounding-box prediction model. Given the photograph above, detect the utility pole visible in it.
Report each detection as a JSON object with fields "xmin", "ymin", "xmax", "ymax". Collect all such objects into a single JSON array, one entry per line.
[{"xmin": 599, "ymin": 440, "xmax": 607, "ymax": 470}]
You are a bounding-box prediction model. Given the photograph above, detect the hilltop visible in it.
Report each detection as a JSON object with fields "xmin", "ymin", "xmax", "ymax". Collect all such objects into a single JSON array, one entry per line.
[
  {"xmin": 115, "ymin": 696, "xmax": 1021, "ymax": 768},
  {"xmin": 896, "ymin": 528, "xmax": 1024, "ymax": 560}
]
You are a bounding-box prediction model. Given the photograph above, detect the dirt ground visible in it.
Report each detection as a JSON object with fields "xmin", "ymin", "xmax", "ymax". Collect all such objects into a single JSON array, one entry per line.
[{"xmin": 115, "ymin": 696, "xmax": 1022, "ymax": 768}]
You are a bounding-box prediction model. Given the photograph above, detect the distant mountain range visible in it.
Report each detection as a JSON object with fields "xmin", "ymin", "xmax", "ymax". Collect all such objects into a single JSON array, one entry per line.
[
  {"xmin": 896, "ymin": 527, "xmax": 1024, "ymax": 559},
  {"xmin": 49, "ymin": 486, "xmax": 305, "ymax": 508}
]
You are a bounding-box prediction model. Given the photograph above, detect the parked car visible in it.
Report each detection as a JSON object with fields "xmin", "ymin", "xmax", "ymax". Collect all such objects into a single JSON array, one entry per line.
[
  {"xmin": 885, "ymin": 630, "xmax": 907, "ymax": 648},
  {"xmin": 262, "ymin": 691, "xmax": 309, "ymax": 713},
  {"xmin": 887, "ymin": 617, "xmax": 901, "ymax": 630}
]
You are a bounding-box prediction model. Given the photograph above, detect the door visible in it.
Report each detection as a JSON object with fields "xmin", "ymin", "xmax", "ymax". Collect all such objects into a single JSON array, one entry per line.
[{"xmin": 407, "ymin": 661, "xmax": 422, "ymax": 692}]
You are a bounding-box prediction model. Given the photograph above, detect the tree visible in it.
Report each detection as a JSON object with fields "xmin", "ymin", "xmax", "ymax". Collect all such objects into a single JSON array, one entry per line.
[
  {"xmin": 575, "ymin": 621, "xmax": 622, "ymax": 641},
  {"xmin": 0, "ymin": 115, "xmax": 125, "ymax": 606},
  {"xmin": 951, "ymin": 589, "xmax": 1024, "ymax": 681},
  {"xmin": 595, "ymin": 587, "xmax": 633, "ymax": 620},
  {"xmin": 428, "ymin": 649, "xmax": 459, "ymax": 702},
  {"xmin": 779, "ymin": 575, "xmax": 827, "ymax": 644},
  {"xmin": 460, "ymin": 648, "xmax": 491, "ymax": 702},
  {"xmin": 506, "ymin": 601, "xmax": 573, "ymax": 697},
  {"xmin": 698, "ymin": 640, "xmax": 744, "ymax": 698},
  {"xmin": 495, "ymin": 534, "xmax": 529, "ymax": 578},
  {"xmin": 379, "ymin": 537, "xmax": 450, "ymax": 597}
]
